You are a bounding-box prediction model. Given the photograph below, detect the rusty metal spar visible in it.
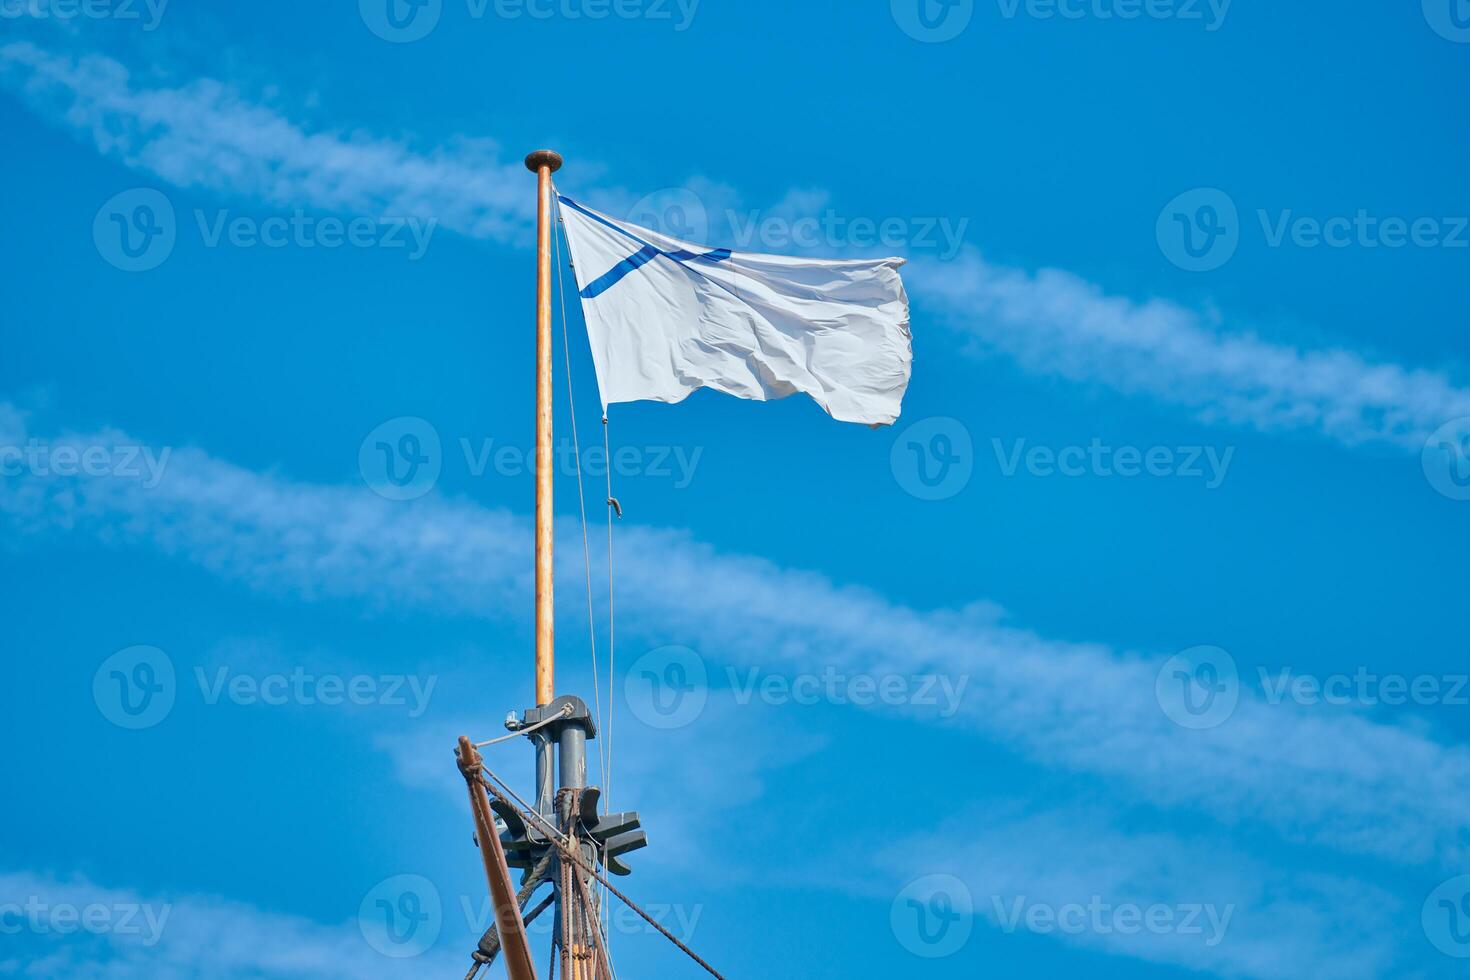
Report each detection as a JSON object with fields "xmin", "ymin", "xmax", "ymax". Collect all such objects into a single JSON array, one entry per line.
[{"xmin": 457, "ymin": 736, "xmax": 538, "ymax": 980}]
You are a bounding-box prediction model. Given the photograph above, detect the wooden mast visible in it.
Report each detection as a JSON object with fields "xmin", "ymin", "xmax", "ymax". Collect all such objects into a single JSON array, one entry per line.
[
  {"xmin": 526, "ymin": 147, "xmax": 606, "ymax": 980},
  {"xmin": 527, "ymin": 149, "xmax": 563, "ymax": 707},
  {"xmin": 526, "ymin": 149, "xmax": 607, "ymax": 980},
  {"xmin": 453, "ymin": 151, "xmax": 643, "ymax": 980}
]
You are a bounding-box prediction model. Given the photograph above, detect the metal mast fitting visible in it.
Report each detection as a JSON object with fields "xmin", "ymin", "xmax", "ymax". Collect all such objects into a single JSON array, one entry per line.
[
  {"xmin": 470, "ymin": 696, "xmax": 648, "ymax": 977},
  {"xmin": 497, "ymin": 696, "xmax": 648, "ymax": 877}
]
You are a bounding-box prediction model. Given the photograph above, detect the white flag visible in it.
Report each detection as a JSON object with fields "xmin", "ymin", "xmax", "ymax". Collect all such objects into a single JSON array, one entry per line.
[{"xmin": 557, "ymin": 195, "xmax": 912, "ymax": 426}]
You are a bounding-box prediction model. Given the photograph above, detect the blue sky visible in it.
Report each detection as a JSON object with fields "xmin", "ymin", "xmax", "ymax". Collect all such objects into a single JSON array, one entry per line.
[{"xmin": 1, "ymin": 1, "xmax": 1468, "ymax": 977}]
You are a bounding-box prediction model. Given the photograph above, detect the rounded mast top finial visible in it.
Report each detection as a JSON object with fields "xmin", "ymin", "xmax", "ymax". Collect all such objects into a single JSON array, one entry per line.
[{"xmin": 524, "ymin": 149, "xmax": 564, "ymax": 173}]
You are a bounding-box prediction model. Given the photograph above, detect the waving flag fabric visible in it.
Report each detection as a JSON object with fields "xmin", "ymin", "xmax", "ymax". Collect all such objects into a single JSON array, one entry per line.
[{"xmin": 556, "ymin": 194, "xmax": 912, "ymax": 426}]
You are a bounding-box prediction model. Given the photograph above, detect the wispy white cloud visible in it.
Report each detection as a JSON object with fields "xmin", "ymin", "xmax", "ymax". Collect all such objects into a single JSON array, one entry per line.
[
  {"xmin": 3, "ymin": 40, "xmax": 1465, "ymax": 454},
  {"xmin": 0, "ymin": 41, "xmax": 530, "ymax": 242},
  {"xmin": 4, "ymin": 38, "xmax": 1467, "ymax": 976},
  {"xmin": 908, "ymin": 250, "xmax": 1470, "ymax": 450},
  {"xmin": 3, "ymin": 403, "xmax": 1467, "ymax": 883},
  {"xmin": 0, "ymin": 870, "xmax": 467, "ymax": 979},
  {"xmin": 878, "ymin": 805, "xmax": 1403, "ymax": 980}
]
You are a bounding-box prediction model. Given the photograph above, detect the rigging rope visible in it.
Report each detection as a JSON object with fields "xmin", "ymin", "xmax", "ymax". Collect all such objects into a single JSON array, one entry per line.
[
  {"xmin": 600, "ymin": 410, "xmax": 620, "ymax": 967},
  {"xmin": 552, "ymin": 191, "xmax": 618, "ymax": 952},
  {"xmin": 476, "ymin": 763, "xmax": 728, "ymax": 980},
  {"xmin": 551, "ymin": 184, "xmax": 609, "ymax": 798},
  {"xmin": 473, "ymin": 703, "xmax": 571, "ymax": 749},
  {"xmin": 602, "ymin": 415, "xmax": 618, "ymax": 816},
  {"xmin": 475, "ymin": 850, "xmax": 557, "ymax": 963}
]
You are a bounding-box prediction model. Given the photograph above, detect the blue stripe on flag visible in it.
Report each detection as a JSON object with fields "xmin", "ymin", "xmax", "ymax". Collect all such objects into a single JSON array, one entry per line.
[
  {"xmin": 580, "ymin": 244, "xmax": 662, "ymax": 299},
  {"xmin": 561, "ymin": 195, "xmax": 734, "ymax": 299}
]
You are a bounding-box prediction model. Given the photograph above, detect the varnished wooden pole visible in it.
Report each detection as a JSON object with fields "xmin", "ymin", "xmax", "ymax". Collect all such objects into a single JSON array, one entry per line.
[{"xmin": 527, "ymin": 149, "xmax": 563, "ymax": 707}]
